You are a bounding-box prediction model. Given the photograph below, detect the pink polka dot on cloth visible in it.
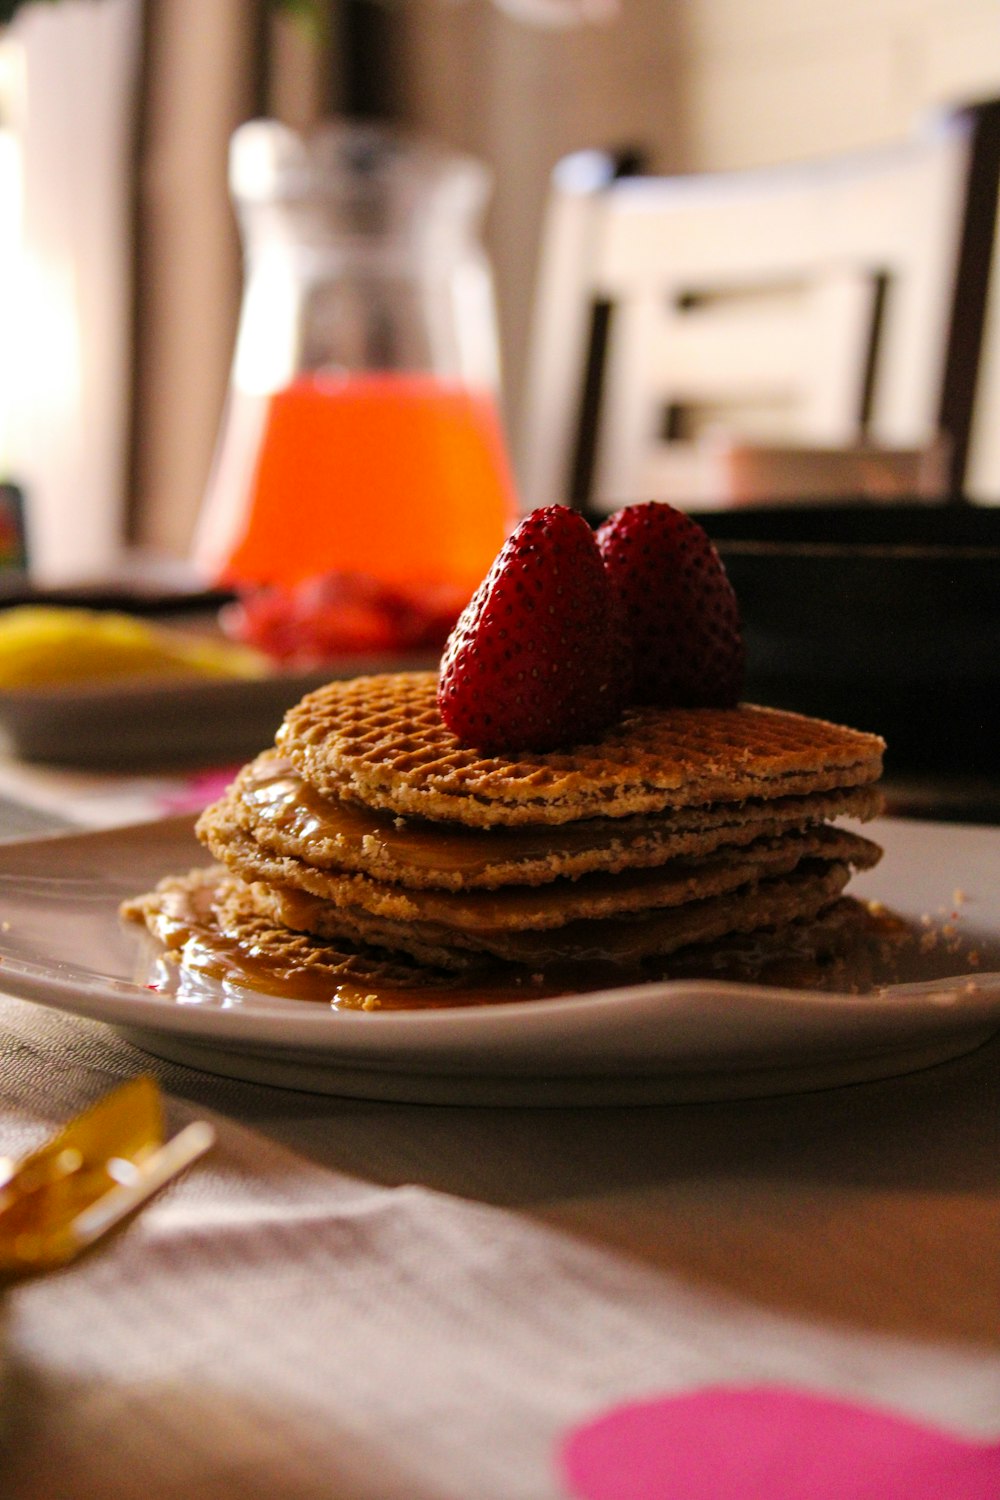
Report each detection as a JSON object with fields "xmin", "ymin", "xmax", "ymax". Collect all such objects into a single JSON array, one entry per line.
[
  {"xmin": 156, "ymin": 768, "xmax": 241, "ymax": 816},
  {"xmin": 559, "ymin": 1385, "xmax": 1000, "ymax": 1500}
]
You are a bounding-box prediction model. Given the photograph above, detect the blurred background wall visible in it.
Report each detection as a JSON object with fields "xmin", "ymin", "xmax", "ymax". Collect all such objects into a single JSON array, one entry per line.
[{"xmin": 4, "ymin": 0, "xmax": 1000, "ymax": 578}]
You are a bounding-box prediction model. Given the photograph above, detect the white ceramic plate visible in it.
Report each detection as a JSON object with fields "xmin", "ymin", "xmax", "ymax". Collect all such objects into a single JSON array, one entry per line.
[{"xmin": 0, "ymin": 815, "xmax": 997, "ymax": 1105}]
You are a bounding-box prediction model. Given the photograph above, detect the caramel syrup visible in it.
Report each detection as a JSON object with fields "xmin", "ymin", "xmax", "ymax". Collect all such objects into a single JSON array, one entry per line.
[
  {"xmin": 242, "ymin": 758, "xmax": 676, "ymax": 877},
  {"xmin": 139, "ymin": 906, "xmax": 640, "ymax": 1011},
  {"xmin": 133, "ymin": 871, "xmax": 643, "ymax": 1010},
  {"xmin": 132, "ymin": 875, "xmax": 932, "ymax": 1013}
]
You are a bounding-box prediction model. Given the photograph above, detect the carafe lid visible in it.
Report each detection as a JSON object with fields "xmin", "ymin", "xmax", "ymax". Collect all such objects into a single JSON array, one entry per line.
[{"xmin": 230, "ymin": 118, "xmax": 490, "ymax": 241}]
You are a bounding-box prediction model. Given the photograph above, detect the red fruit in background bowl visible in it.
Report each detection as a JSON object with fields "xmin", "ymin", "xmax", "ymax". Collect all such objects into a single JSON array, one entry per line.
[
  {"xmin": 220, "ymin": 571, "xmax": 466, "ymax": 663},
  {"xmin": 438, "ymin": 505, "xmax": 629, "ymax": 753},
  {"xmin": 596, "ymin": 501, "xmax": 744, "ymax": 707}
]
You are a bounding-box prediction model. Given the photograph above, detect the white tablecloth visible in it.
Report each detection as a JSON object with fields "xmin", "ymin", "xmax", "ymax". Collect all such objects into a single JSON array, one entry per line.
[{"xmin": 1, "ymin": 984, "xmax": 998, "ymax": 1500}]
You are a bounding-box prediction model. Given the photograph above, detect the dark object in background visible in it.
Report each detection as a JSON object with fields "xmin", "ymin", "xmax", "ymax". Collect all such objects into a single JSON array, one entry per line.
[
  {"xmin": 0, "ymin": 484, "xmax": 28, "ymax": 573},
  {"xmin": 693, "ymin": 503, "xmax": 1000, "ymax": 780},
  {"xmin": 341, "ymin": 0, "xmax": 403, "ymax": 120},
  {"xmin": 0, "ymin": 579, "xmax": 232, "ymax": 615}
]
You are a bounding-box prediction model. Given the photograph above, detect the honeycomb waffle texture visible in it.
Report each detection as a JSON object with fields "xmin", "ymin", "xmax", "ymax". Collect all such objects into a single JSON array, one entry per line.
[{"xmin": 276, "ymin": 672, "xmax": 885, "ymax": 826}]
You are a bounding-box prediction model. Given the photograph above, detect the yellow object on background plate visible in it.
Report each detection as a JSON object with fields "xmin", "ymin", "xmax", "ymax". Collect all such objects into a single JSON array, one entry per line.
[{"xmin": 0, "ymin": 607, "xmax": 267, "ymax": 689}]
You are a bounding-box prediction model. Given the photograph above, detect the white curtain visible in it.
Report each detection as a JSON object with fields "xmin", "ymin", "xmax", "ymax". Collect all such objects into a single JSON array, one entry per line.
[{"xmin": 7, "ymin": 0, "xmax": 142, "ymax": 583}]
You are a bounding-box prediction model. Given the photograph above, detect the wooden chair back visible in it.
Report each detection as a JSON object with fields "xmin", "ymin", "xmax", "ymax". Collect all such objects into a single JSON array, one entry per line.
[{"xmin": 519, "ymin": 99, "xmax": 1000, "ymax": 511}]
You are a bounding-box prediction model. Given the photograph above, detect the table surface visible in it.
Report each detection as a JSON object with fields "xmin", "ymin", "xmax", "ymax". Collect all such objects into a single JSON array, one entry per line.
[{"xmin": 0, "ymin": 781, "xmax": 997, "ymax": 1500}]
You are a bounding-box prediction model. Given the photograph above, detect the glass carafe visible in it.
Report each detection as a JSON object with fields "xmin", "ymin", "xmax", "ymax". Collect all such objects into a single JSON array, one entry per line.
[{"xmin": 194, "ymin": 119, "xmax": 518, "ymax": 606}]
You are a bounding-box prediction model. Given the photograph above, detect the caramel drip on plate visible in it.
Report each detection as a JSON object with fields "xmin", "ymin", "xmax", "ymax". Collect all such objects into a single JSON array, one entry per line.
[
  {"xmin": 142, "ymin": 906, "xmax": 635, "ymax": 1010},
  {"xmin": 132, "ymin": 875, "xmax": 916, "ymax": 1012},
  {"xmin": 135, "ymin": 874, "xmax": 638, "ymax": 1010}
]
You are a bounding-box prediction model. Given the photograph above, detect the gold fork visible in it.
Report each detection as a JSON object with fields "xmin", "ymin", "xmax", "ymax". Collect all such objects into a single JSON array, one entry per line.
[{"xmin": 0, "ymin": 1077, "xmax": 214, "ymax": 1279}]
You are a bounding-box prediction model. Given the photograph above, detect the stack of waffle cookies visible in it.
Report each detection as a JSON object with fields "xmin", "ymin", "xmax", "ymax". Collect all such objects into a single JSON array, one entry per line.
[{"xmin": 126, "ymin": 672, "xmax": 886, "ymax": 1003}]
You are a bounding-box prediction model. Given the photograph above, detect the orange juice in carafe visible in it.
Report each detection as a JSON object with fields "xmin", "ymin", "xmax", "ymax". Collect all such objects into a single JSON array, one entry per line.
[
  {"xmin": 221, "ymin": 372, "xmax": 516, "ymax": 593},
  {"xmin": 195, "ymin": 119, "xmax": 519, "ymax": 600}
]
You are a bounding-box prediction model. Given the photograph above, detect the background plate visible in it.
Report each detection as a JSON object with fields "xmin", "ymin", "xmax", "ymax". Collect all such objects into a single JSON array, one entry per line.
[{"xmin": 0, "ymin": 653, "xmax": 435, "ymax": 768}]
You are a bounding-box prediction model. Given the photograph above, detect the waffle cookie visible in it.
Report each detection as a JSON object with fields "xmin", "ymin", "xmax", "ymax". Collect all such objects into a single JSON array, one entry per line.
[
  {"xmin": 121, "ymin": 670, "xmax": 885, "ymax": 1003},
  {"xmin": 199, "ymin": 795, "xmax": 880, "ymax": 945},
  {"xmin": 123, "ymin": 867, "xmax": 891, "ymax": 1006},
  {"xmin": 242, "ymin": 856, "xmax": 870, "ymax": 969},
  {"xmin": 276, "ymin": 672, "xmax": 884, "ymax": 826},
  {"xmin": 216, "ymin": 747, "xmax": 884, "ymax": 892}
]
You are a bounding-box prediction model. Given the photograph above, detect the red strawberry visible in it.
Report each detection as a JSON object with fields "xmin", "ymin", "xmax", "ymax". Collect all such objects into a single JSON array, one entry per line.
[
  {"xmin": 437, "ymin": 505, "xmax": 628, "ymax": 752},
  {"xmin": 596, "ymin": 501, "xmax": 744, "ymax": 706}
]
